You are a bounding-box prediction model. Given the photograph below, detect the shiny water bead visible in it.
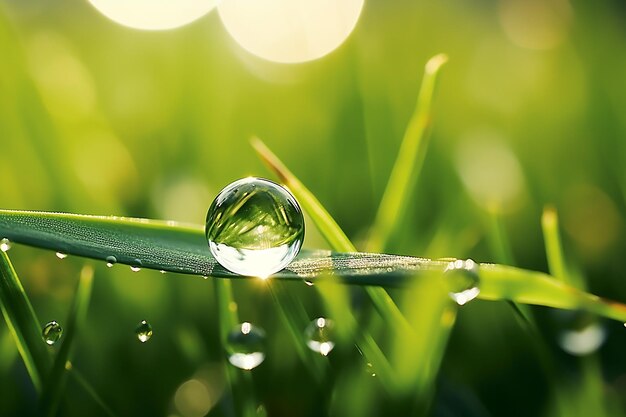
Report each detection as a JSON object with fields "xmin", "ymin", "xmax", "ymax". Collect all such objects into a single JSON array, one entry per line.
[
  {"xmin": 135, "ymin": 320, "xmax": 153, "ymax": 343},
  {"xmin": 554, "ymin": 310, "xmax": 606, "ymax": 356},
  {"xmin": 226, "ymin": 322, "xmax": 266, "ymax": 370},
  {"xmin": 55, "ymin": 252, "xmax": 68, "ymax": 259},
  {"xmin": 42, "ymin": 321, "xmax": 63, "ymax": 345},
  {"xmin": 206, "ymin": 178, "xmax": 304, "ymax": 278},
  {"xmin": 444, "ymin": 259, "xmax": 480, "ymax": 305},
  {"xmin": 305, "ymin": 317, "xmax": 336, "ymax": 356},
  {"xmin": 105, "ymin": 255, "xmax": 117, "ymax": 268},
  {"xmin": 0, "ymin": 238, "xmax": 11, "ymax": 252}
]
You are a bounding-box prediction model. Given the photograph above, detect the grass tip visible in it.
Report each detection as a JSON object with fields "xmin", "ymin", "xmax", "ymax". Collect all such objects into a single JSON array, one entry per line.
[{"xmin": 425, "ymin": 53, "xmax": 448, "ymax": 74}]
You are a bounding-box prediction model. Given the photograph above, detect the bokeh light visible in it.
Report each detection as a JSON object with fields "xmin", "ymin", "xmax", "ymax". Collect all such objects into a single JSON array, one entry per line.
[
  {"xmin": 87, "ymin": 0, "xmax": 219, "ymax": 30},
  {"xmin": 218, "ymin": 0, "xmax": 364, "ymax": 63}
]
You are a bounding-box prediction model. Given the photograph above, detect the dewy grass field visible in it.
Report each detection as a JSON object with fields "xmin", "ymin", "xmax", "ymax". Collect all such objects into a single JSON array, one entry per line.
[{"xmin": 1, "ymin": 1, "xmax": 626, "ymax": 416}]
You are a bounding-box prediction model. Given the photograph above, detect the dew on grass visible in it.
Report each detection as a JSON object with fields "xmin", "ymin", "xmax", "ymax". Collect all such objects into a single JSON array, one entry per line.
[
  {"xmin": 205, "ymin": 177, "xmax": 304, "ymax": 278},
  {"xmin": 305, "ymin": 317, "xmax": 336, "ymax": 356},
  {"xmin": 555, "ymin": 311, "xmax": 606, "ymax": 356},
  {"xmin": 55, "ymin": 252, "xmax": 68, "ymax": 259},
  {"xmin": 303, "ymin": 279, "xmax": 314, "ymax": 287},
  {"xmin": 135, "ymin": 320, "xmax": 153, "ymax": 343},
  {"xmin": 130, "ymin": 259, "xmax": 142, "ymax": 272},
  {"xmin": 226, "ymin": 322, "xmax": 266, "ymax": 370},
  {"xmin": 444, "ymin": 259, "xmax": 480, "ymax": 305},
  {"xmin": 42, "ymin": 321, "xmax": 63, "ymax": 345},
  {"xmin": 0, "ymin": 238, "xmax": 11, "ymax": 252},
  {"xmin": 106, "ymin": 255, "xmax": 117, "ymax": 268}
]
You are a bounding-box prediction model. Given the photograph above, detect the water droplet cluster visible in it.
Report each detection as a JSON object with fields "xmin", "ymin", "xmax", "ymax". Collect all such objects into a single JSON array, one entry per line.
[{"xmin": 205, "ymin": 178, "xmax": 304, "ymax": 278}]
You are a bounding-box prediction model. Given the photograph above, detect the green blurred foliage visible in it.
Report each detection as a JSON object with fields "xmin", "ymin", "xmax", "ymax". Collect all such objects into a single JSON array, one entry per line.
[{"xmin": 1, "ymin": 0, "xmax": 626, "ymax": 416}]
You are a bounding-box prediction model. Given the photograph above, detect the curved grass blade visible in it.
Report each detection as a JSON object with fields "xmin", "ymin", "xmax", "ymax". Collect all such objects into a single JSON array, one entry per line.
[
  {"xmin": 0, "ymin": 250, "xmax": 50, "ymax": 392},
  {"xmin": 40, "ymin": 265, "xmax": 94, "ymax": 417},
  {"xmin": 1, "ymin": 210, "xmax": 626, "ymax": 321}
]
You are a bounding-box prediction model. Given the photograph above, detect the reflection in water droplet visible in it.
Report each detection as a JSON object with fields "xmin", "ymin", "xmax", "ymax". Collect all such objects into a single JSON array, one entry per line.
[
  {"xmin": 556, "ymin": 311, "xmax": 606, "ymax": 356},
  {"xmin": 135, "ymin": 320, "xmax": 153, "ymax": 342},
  {"xmin": 56, "ymin": 252, "xmax": 68, "ymax": 259},
  {"xmin": 130, "ymin": 259, "xmax": 142, "ymax": 272},
  {"xmin": 303, "ymin": 279, "xmax": 314, "ymax": 287},
  {"xmin": 42, "ymin": 321, "xmax": 63, "ymax": 345},
  {"xmin": 106, "ymin": 255, "xmax": 117, "ymax": 268},
  {"xmin": 366, "ymin": 362, "xmax": 377, "ymax": 377},
  {"xmin": 205, "ymin": 178, "xmax": 305, "ymax": 278},
  {"xmin": 444, "ymin": 259, "xmax": 480, "ymax": 305},
  {"xmin": 160, "ymin": 270, "xmax": 167, "ymax": 274},
  {"xmin": 305, "ymin": 317, "xmax": 336, "ymax": 356},
  {"xmin": 226, "ymin": 322, "xmax": 266, "ymax": 370},
  {"xmin": 0, "ymin": 238, "xmax": 11, "ymax": 252}
]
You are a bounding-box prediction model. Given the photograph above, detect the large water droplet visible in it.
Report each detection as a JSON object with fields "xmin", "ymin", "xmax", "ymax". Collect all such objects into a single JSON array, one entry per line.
[
  {"xmin": 42, "ymin": 321, "xmax": 63, "ymax": 345},
  {"xmin": 135, "ymin": 320, "xmax": 153, "ymax": 342},
  {"xmin": 0, "ymin": 238, "xmax": 11, "ymax": 252},
  {"xmin": 56, "ymin": 252, "xmax": 68, "ymax": 259},
  {"xmin": 226, "ymin": 322, "xmax": 266, "ymax": 370},
  {"xmin": 444, "ymin": 259, "xmax": 480, "ymax": 305},
  {"xmin": 305, "ymin": 317, "xmax": 336, "ymax": 356},
  {"xmin": 106, "ymin": 255, "xmax": 117, "ymax": 268},
  {"xmin": 205, "ymin": 178, "xmax": 304, "ymax": 278}
]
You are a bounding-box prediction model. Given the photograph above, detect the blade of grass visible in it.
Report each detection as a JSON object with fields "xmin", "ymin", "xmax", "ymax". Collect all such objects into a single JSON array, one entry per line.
[
  {"xmin": 40, "ymin": 265, "xmax": 94, "ymax": 417},
  {"xmin": 1, "ymin": 209, "xmax": 626, "ymax": 320},
  {"xmin": 0, "ymin": 250, "xmax": 50, "ymax": 392},
  {"xmin": 67, "ymin": 365, "xmax": 118, "ymax": 417},
  {"xmin": 366, "ymin": 54, "xmax": 448, "ymax": 252}
]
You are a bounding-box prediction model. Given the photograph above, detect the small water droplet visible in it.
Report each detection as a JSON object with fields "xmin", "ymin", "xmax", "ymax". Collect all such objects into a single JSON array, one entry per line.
[
  {"xmin": 159, "ymin": 270, "xmax": 167, "ymax": 274},
  {"xmin": 555, "ymin": 311, "xmax": 606, "ymax": 356},
  {"xmin": 42, "ymin": 321, "xmax": 63, "ymax": 345},
  {"xmin": 106, "ymin": 256, "xmax": 117, "ymax": 268},
  {"xmin": 202, "ymin": 275, "xmax": 208, "ymax": 280},
  {"xmin": 303, "ymin": 279, "xmax": 314, "ymax": 287},
  {"xmin": 130, "ymin": 259, "xmax": 142, "ymax": 272},
  {"xmin": 365, "ymin": 362, "xmax": 377, "ymax": 377},
  {"xmin": 135, "ymin": 320, "xmax": 153, "ymax": 342},
  {"xmin": 0, "ymin": 238, "xmax": 11, "ymax": 252},
  {"xmin": 226, "ymin": 322, "xmax": 266, "ymax": 370},
  {"xmin": 305, "ymin": 317, "xmax": 336, "ymax": 356},
  {"xmin": 444, "ymin": 259, "xmax": 480, "ymax": 305},
  {"xmin": 205, "ymin": 177, "xmax": 305, "ymax": 278},
  {"xmin": 55, "ymin": 252, "xmax": 68, "ymax": 259}
]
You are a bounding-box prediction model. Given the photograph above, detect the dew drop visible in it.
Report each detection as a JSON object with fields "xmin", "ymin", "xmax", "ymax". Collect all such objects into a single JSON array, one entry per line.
[
  {"xmin": 305, "ymin": 317, "xmax": 336, "ymax": 356},
  {"xmin": 159, "ymin": 270, "xmax": 167, "ymax": 274},
  {"xmin": 135, "ymin": 320, "xmax": 153, "ymax": 343},
  {"xmin": 226, "ymin": 322, "xmax": 266, "ymax": 370},
  {"xmin": 55, "ymin": 252, "xmax": 68, "ymax": 259},
  {"xmin": 0, "ymin": 238, "xmax": 11, "ymax": 252},
  {"xmin": 303, "ymin": 279, "xmax": 314, "ymax": 287},
  {"xmin": 106, "ymin": 256, "xmax": 117, "ymax": 268},
  {"xmin": 555, "ymin": 311, "xmax": 606, "ymax": 356},
  {"xmin": 205, "ymin": 177, "xmax": 305, "ymax": 278},
  {"xmin": 130, "ymin": 259, "xmax": 142, "ymax": 272},
  {"xmin": 42, "ymin": 321, "xmax": 63, "ymax": 345},
  {"xmin": 444, "ymin": 259, "xmax": 480, "ymax": 305},
  {"xmin": 365, "ymin": 362, "xmax": 377, "ymax": 377}
]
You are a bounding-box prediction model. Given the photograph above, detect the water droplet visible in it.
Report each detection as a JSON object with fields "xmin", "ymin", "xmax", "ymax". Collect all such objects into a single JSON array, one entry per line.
[
  {"xmin": 159, "ymin": 270, "xmax": 167, "ymax": 274},
  {"xmin": 0, "ymin": 238, "xmax": 11, "ymax": 252},
  {"xmin": 55, "ymin": 252, "xmax": 68, "ymax": 259},
  {"xmin": 202, "ymin": 275, "xmax": 209, "ymax": 280},
  {"xmin": 555, "ymin": 311, "xmax": 606, "ymax": 356},
  {"xmin": 106, "ymin": 255, "xmax": 117, "ymax": 268},
  {"xmin": 42, "ymin": 321, "xmax": 63, "ymax": 345},
  {"xmin": 130, "ymin": 259, "xmax": 142, "ymax": 272},
  {"xmin": 226, "ymin": 322, "xmax": 266, "ymax": 370},
  {"xmin": 305, "ymin": 317, "xmax": 336, "ymax": 356},
  {"xmin": 444, "ymin": 259, "xmax": 480, "ymax": 305},
  {"xmin": 365, "ymin": 362, "xmax": 377, "ymax": 377},
  {"xmin": 303, "ymin": 279, "xmax": 314, "ymax": 287},
  {"xmin": 205, "ymin": 177, "xmax": 305, "ymax": 278},
  {"xmin": 135, "ymin": 320, "xmax": 153, "ymax": 342}
]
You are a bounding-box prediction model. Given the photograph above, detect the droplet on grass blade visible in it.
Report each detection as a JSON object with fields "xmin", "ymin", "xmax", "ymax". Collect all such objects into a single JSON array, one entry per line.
[
  {"xmin": 444, "ymin": 259, "xmax": 480, "ymax": 305},
  {"xmin": 105, "ymin": 255, "xmax": 117, "ymax": 267},
  {"xmin": 205, "ymin": 177, "xmax": 304, "ymax": 278},
  {"xmin": 55, "ymin": 252, "xmax": 68, "ymax": 259},
  {"xmin": 0, "ymin": 238, "xmax": 11, "ymax": 252},
  {"xmin": 42, "ymin": 321, "xmax": 63, "ymax": 345},
  {"xmin": 226, "ymin": 322, "xmax": 266, "ymax": 370},
  {"xmin": 130, "ymin": 259, "xmax": 142, "ymax": 272},
  {"xmin": 555, "ymin": 311, "xmax": 606, "ymax": 356},
  {"xmin": 305, "ymin": 317, "xmax": 336, "ymax": 356},
  {"xmin": 135, "ymin": 320, "xmax": 153, "ymax": 343}
]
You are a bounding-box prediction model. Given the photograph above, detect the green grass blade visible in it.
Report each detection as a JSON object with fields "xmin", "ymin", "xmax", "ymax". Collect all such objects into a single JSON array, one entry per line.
[
  {"xmin": 0, "ymin": 250, "xmax": 50, "ymax": 392},
  {"xmin": 68, "ymin": 366, "xmax": 118, "ymax": 417},
  {"xmin": 367, "ymin": 54, "xmax": 448, "ymax": 252},
  {"xmin": 40, "ymin": 265, "xmax": 94, "ymax": 417}
]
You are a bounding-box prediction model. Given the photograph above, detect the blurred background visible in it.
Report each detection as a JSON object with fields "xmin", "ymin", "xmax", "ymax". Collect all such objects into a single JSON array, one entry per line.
[{"xmin": 1, "ymin": 0, "xmax": 626, "ymax": 416}]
